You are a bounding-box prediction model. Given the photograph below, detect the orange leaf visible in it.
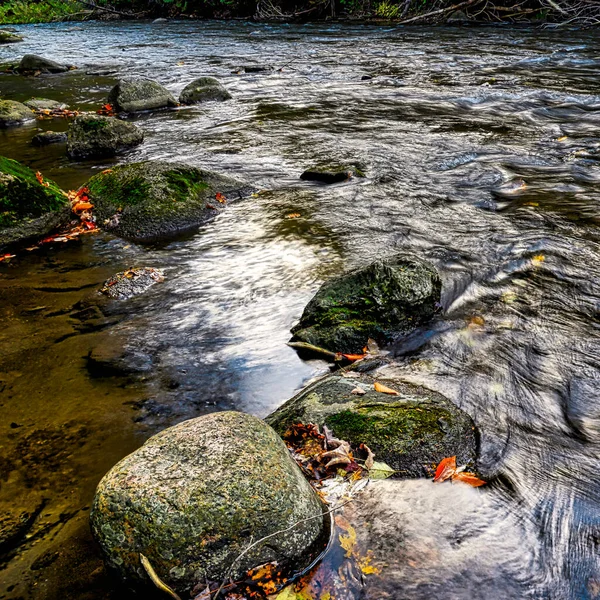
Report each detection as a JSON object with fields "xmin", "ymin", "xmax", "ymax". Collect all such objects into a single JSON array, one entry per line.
[
  {"xmin": 433, "ymin": 456, "xmax": 456, "ymax": 482},
  {"xmin": 215, "ymin": 192, "xmax": 227, "ymax": 203},
  {"xmin": 286, "ymin": 212, "xmax": 301, "ymax": 219},
  {"xmin": 342, "ymin": 353, "xmax": 367, "ymax": 362},
  {"xmin": 374, "ymin": 382, "xmax": 399, "ymax": 395},
  {"xmin": 452, "ymin": 471, "xmax": 486, "ymax": 487},
  {"xmin": 73, "ymin": 201, "xmax": 93, "ymax": 212}
]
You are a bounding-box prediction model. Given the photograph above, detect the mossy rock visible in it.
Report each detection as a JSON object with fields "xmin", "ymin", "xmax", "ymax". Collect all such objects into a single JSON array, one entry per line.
[
  {"xmin": 86, "ymin": 161, "xmax": 252, "ymax": 241},
  {"xmin": 0, "ymin": 100, "xmax": 34, "ymax": 128},
  {"xmin": 108, "ymin": 77, "xmax": 177, "ymax": 113},
  {"xmin": 90, "ymin": 411, "xmax": 324, "ymax": 595},
  {"xmin": 19, "ymin": 54, "xmax": 70, "ymax": 73},
  {"xmin": 0, "ymin": 30, "xmax": 23, "ymax": 44},
  {"xmin": 266, "ymin": 374, "xmax": 477, "ymax": 479},
  {"xmin": 24, "ymin": 98, "xmax": 68, "ymax": 111},
  {"xmin": 0, "ymin": 157, "xmax": 70, "ymax": 249},
  {"xmin": 291, "ymin": 255, "xmax": 441, "ymax": 354},
  {"xmin": 67, "ymin": 115, "xmax": 144, "ymax": 159},
  {"xmin": 179, "ymin": 77, "xmax": 232, "ymax": 104}
]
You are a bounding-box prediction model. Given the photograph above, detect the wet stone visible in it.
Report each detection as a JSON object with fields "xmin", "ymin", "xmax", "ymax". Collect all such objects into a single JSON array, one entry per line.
[
  {"xmin": 100, "ymin": 267, "xmax": 164, "ymax": 300},
  {"xmin": 24, "ymin": 98, "xmax": 68, "ymax": 111},
  {"xmin": 32, "ymin": 131, "xmax": 68, "ymax": 146},
  {"xmin": 107, "ymin": 77, "xmax": 177, "ymax": 113},
  {"xmin": 179, "ymin": 77, "xmax": 232, "ymax": 104},
  {"xmin": 300, "ymin": 163, "xmax": 365, "ymax": 184},
  {"xmin": 0, "ymin": 30, "xmax": 23, "ymax": 44},
  {"xmin": 19, "ymin": 54, "xmax": 71, "ymax": 73},
  {"xmin": 0, "ymin": 100, "xmax": 34, "ymax": 128}
]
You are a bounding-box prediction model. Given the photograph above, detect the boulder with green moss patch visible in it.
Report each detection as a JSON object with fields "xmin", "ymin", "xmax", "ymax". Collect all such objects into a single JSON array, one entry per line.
[
  {"xmin": 86, "ymin": 160, "xmax": 252, "ymax": 241},
  {"xmin": 266, "ymin": 374, "xmax": 477, "ymax": 478},
  {"xmin": 291, "ymin": 255, "xmax": 441, "ymax": 354},
  {"xmin": 0, "ymin": 100, "xmax": 34, "ymax": 128},
  {"xmin": 180, "ymin": 77, "xmax": 232, "ymax": 104},
  {"xmin": 0, "ymin": 157, "xmax": 70, "ymax": 249},
  {"xmin": 108, "ymin": 77, "xmax": 177, "ymax": 113},
  {"xmin": 0, "ymin": 30, "xmax": 23, "ymax": 44},
  {"xmin": 90, "ymin": 411, "xmax": 324, "ymax": 595},
  {"xmin": 67, "ymin": 115, "xmax": 144, "ymax": 159}
]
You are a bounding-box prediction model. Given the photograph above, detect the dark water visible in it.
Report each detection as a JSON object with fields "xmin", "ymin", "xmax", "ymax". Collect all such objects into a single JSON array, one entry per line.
[{"xmin": 1, "ymin": 19, "xmax": 600, "ymax": 599}]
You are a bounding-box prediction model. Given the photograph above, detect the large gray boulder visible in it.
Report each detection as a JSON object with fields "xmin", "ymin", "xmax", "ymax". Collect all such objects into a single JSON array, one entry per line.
[
  {"xmin": 179, "ymin": 77, "xmax": 232, "ymax": 104},
  {"xmin": 86, "ymin": 160, "xmax": 252, "ymax": 241},
  {"xmin": 108, "ymin": 78, "xmax": 177, "ymax": 113},
  {"xmin": 19, "ymin": 54, "xmax": 70, "ymax": 73},
  {"xmin": 291, "ymin": 255, "xmax": 442, "ymax": 354},
  {"xmin": 0, "ymin": 156, "xmax": 70, "ymax": 249},
  {"xmin": 0, "ymin": 100, "xmax": 34, "ymax": 127},
  {"xmin": 91, "ymin": 411, "xmax": 324, "ymax": 594},
  {"xmin": 67, "ymin": 115, "xmax": 144, "ymax": 159},
  {"xmin": 266, "ymin": 373, "xmax": 477, "ymax": 479}
]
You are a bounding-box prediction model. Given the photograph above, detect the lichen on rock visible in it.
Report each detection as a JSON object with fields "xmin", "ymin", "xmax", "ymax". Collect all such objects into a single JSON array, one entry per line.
[
  {"xmin": 108, "ymin": 77, "xmax": 177, "ymax": 113},
  {"xmin": 179, "ymin": 77, "xmax": 232, "ymax": 104},
  {"xmin": 0, "ymin": 100, "xmax": 34, "ymax": 128}
]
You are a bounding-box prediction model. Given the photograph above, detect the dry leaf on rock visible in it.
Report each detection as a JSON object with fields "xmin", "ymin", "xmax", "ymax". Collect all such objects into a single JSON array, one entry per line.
[{"xmin": 374, "ymin": 381, "xmax": 399, "ymax": 395}]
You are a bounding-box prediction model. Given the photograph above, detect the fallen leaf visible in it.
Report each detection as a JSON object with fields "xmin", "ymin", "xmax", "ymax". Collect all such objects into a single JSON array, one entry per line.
[
  {"xmin": 374, "ymin": 382, "xmax": 399, "ymax": 395},
  {"xmin": 215, "ymin": 192, "xmax": 227, "ymax": 203},
  {"xmin": 342, "ymin": 353, "xmax": 367, "ymax": 362},
  {"xmin": 351, "ymin": 387, "xmax": 366, "ymax": 396},
  {"xmin": 0, "ymin": 254, "xmax": 16, "ymax": 262},
  {"xmin": 321, "ymin": 440, "xmax": 353, "ymax": 469},
  {"xmin": 532, "ymin": 254, "xmax": 545, "ymax": 265},
  {"xmin": 358, "ymin": 552, "xmax": 381, "ymax": 575},
  {"xmin": 433, "ymin": 456, "xmax": 457, "ymax": 483},
  {"xmin": 362, "ymin": 444, "xmax": 375, "ymax": 470},
  {"xmin": 286, "ymin": 213, "xmax": 301, "ymax": 219},
  {"xmin": 273, "ymin": 585, "xmax": 298, "ymax": 600},
  {"xmin": 338, "ymin": 523, "xmax": 357, "ymax": 557},
  {"xmin": 557, "ymin": 136, "xmax": 568, "ymax": 142},
  {"xmin": 469, "ymin": 315, "xmax": 485, "ymax": 327},
  {"xmin": 452, "ymin": 471, "xmax": 486, "ymax": 487},
  {"xmin": 73, "ymin": 201, "xmax": 93, "ymax": 212},
  {"xmin": 369, "ymin": 461, "xmax": 395, "ymax": 480}
]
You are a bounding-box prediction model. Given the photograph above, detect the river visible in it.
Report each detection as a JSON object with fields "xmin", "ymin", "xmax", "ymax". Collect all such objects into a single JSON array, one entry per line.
[{"xmin": 1, "ymin": 19, "xmax": 600, "ymax": 599}]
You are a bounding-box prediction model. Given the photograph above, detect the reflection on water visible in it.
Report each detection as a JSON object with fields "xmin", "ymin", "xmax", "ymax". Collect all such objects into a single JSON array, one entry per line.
[{"xmin": 1, "ymin": 20, "xmax": 600, "ymax": 600}]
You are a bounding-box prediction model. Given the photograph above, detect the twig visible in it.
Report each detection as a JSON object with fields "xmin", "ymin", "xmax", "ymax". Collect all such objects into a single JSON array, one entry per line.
[
  {"xmin": 71, "ymin": 0, "xmax": 147, "ymax": 17},
  {"xmin": 212, "ymin": 498, "xmax": 356, "ymax": 600},
  {"xmin": 398, "ymin": 0, "xmax": 484, "ymax": 23},
  {"xmin": 140, "ymin": 554, "xmax": 182, "ymax": 600},
  {"xmin": 287, "ymin": 341, "xmax": 337, "ymax": 360}
]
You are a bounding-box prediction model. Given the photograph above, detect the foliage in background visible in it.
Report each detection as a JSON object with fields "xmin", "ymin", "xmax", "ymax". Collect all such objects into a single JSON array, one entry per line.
[{"xmin": 0, "ymin": 0, "xmax": 85, "ymax": 23}]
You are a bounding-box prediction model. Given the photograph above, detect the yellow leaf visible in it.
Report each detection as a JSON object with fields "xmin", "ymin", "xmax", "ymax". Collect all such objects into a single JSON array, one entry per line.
[
  {"xmin": 274, "ymin": 585, "xmax": 299, "ymax": 600},
  {"xmin": 339, "ymin": 524, "xmax": 357, "ymax": 557},
  {"xmin": 374, "ymin": 382, "xmax": 399, "ymax": 395},
  {"xmin": 358, "ymin": 552, "xmax": 381, "ymax": 575},
  {"xmin": 557, "ymin": 136, "xmax": 568, "ymax": 142},
  {"xmin": 320, "ymin": 593, "xmax": 332, "ymax": 600},
  {"xmin": 532, "ymin": 254, "xmax": 545, "ymax": 265}
]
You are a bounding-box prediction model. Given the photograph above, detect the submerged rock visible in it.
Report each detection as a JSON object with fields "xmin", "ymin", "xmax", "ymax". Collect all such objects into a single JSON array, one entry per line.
[
  {"xmin": 0, "ymin": 156, "xmax": 70, "ymax": 249},
  {"xmin": 0, "ymin": 100, "xmax": 34, "ymax": 128},
  {"xmin": 242, "ymin": 65, "xmax": 273, "ymax": 73},
  {"xmin": 66, "ymin": 115, "xmax": 144, "ymax": 159},
  {"xmin": 23, "ymin": 98, "xmax": 68, "ymax": 111},
  {"xmin": 19, "ymin": 54, "xmax": 71, "ymax": 73},
  {"xmin": 300, "ymin": 163, "xmax": 365, "ymax": 184},
  {"xmin": 86, "ymin": 160, "xmax": 252, "ymax": 241},
  {"xmin": 266, "ymin": 373, "xmax": 477, "ymax": 478},
  {"xmin": 32, "ymin": 131, "xmax": 68, "ymax": 146},
  {"xmin": 100, "ymin": 267, "xmax": 164, "ymax": 300},
  {"xmin": 0, "ymin": 30, "xmax": 23, "ymax": 44},
  {"xmin": 291, "ymin": 255, "xmax": 441, "ymax": 354},
  {"xmin": 179, "ymin": 77, "xmax": 232, "ymax": 104},
  {"xmin": 108, "ymin": 77, "xmax": 177, "ymax": 113},
  {"xmin": 91, "ymin": 411, "xmax": 324, "ymax": 594}
]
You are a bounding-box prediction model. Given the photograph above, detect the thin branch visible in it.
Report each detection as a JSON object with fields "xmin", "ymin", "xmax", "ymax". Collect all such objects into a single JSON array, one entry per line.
[{"xmin": 398, "ymin": 0, "xmax": 485, "ymax": 24}]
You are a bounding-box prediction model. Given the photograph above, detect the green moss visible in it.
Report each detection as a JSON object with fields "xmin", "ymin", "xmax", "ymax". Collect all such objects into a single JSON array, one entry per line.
[
  {"xmin": 88, "ymin": 172, "xmax": 150, "ymax": 208},
  {"xmin": 0, "ymin": 156, "xmax": 66, "ymax": 228},
  {"xmin": 164, "ymin": 169, "xmax": 209, "ymax": 202},
  {"xmin": 80, "ymin": 118, "xmax": 109, "ymax": 133}
]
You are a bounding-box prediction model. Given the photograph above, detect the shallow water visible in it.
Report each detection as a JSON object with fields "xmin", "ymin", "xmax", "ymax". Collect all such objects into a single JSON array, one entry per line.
[{"xmin": 1, "ymin": 19, "xmax": 600, "ymax": 599}]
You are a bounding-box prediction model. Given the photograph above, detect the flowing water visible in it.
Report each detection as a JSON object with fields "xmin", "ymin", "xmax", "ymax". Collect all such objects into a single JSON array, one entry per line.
[{"xmin": 1, "ymin": 19, "xmax": 600, "ymax": 599}]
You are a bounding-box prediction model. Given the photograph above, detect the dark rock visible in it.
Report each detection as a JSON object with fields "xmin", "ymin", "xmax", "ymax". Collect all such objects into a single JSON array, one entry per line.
[
  {"xmin": 0, "ymin": 501, "xmax": 45, "ymax": 554},
  {"xmin": 0, "ymin": 156, "xmax": 70, "ymax": 249},
  {"xmin": 86, "ymin": 160, "xmax": 252, "ymax": 242},
  {"xmin": 290, "ymin": 255, "xmax": 441, "ymax": 354},
  {"xmin": 179, "ymin": 77, "xmax": 232, "ymax": 104},
  {"xmin": 19, "ymin": 54, "xmax": 70, "ymax": 73},
  {"xmin": 67, "ymin": 115, "xmax": 144, "ymax": 159},
  {"xmin": 87, "ymin": 342, "xmax": 153, "ymax": 377},
  {"xmin": 266, "ymin": 373, "xmax": 477, "ymax": 478},
  {"xmin": 0, "ymin": 100, "xmax": 34, "ymax": 127},
  {"xmin": 242, "ymin": 65, "xmax": 273, "ymax": 73},
  {"xmin": 90, "ymin": 411, "xmax": 324, "ymax": 594},
  {"xmin": 100, "ymin": 267, "xmax": 164, "ymax": 300},
  {"xmin": 24, "ymin": 98, "xmax": 68, "ymax": 111},
  {"xmin": 32, "ymin": 131, "xmax": 68, "ymax": 146},
  {"xmin": 300, "ymin": 163, "xmax": 365, "ymax": 184},
  {"xmin": 107, "ymin": 77, "xmax": 177, "ymax": 113},
  {"xmin": 0, "ymin": 30, "xmax": 23, "ymax": 44},
  {"xmin": 361, "ymin": 75, "xmax": 373, "ymax": 81}
]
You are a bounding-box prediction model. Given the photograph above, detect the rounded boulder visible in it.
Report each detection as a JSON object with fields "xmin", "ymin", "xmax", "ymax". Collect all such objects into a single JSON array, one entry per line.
[
  {"xmin": 90, "ymin": 411, "xmax": 324, "ymax": 594},
  {"xmin": 108, "ymin": 77, "xmax": 177, "ymax": 113},
  {"xmin": 179, "ymin": 77, "xmax": 232, "ymax": 104}
]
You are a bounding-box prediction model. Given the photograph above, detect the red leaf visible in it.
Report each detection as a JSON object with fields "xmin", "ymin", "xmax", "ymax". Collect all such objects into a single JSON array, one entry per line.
[
  {"xmin": 452, "ymin": 471, "xmax": 486, "ymax": 487},
  {"xmin": 342, "ymin": 353, "xmax": 367, "ymax": 362},
  {"xmin": 433, "ymin": 456, "xmax": 456, "ymax": 482}
]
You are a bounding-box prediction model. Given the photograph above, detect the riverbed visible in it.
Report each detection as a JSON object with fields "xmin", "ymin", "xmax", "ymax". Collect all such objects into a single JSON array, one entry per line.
[{"xmin": 1, "ymin": 19, "xmax": 600, "ymax": 599}]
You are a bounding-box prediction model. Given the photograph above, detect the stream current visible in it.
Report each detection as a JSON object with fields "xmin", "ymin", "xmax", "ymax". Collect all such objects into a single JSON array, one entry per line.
[{"xmin": 1, "ymin": 20, "xmax": 600, "ymax": 599}]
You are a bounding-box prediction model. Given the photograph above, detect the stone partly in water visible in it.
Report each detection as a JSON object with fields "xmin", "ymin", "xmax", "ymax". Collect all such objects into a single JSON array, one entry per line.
[
  {"xmin": 91, "ymin": 411, "xmax": 324, "ymax": 595},
  {"xmin": 0, "ymin": 156, "xmax": 70, "ymax": 249},
  {"xmin": 86, "ymin": 160, "xmax": 252, "ymax": 241},
  {"xmin": 108, "ymin": 77, "xmax": 177, "ymax": 113},
  {"xmin": 291, "ymin": 255, "xmax": 441, "ymax": 354},
  {"xmin": 23, "ymin": 98, "xmax": 68, "ymax": 111},
  {"xmin": 266, "ymin": 373, "xmax": 477, "ymax": 478},
  {"xmin": 0, "ymin": 30, "xmax": 23, "ymax": 44},
  {"xmin": 100, "ymin": 267, "xmax": 164, "ymax": 300},
  {"xmin": 0, "ymin": 100, "xmax": 34, "ymax": 128},
  {"xmin": 67, "ymin": 115, "xmax": 144, "ymax": 159},
  {"xmin": 300, "ymin": 163, "xmax": 366, "ymax": 184},
  {"xmin": 179, "ymin": 77, "xmax": 232, "ymax": 104},
  {"xmin": 19, "ymin": 54, "xmax": 71, "ymax": 73},
  {"xmin": 32, "ymin": 131, "xmax": 68, "ymax": 146}
]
